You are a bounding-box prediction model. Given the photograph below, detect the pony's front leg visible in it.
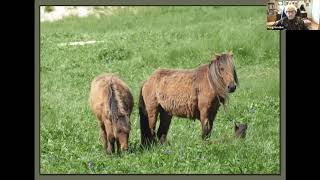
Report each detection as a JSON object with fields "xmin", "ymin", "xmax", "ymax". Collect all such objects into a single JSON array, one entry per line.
[
  {"xmin": 200, "ymin": 111, "xmax": 213, "ymax": 140},
  {"xmin": 99, "ymin": 124, "xmax": 108, "ymax": 152}
]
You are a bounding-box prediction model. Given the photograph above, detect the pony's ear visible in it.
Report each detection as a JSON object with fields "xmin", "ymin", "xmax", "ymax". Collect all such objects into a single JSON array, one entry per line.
[
  {"xmin": 214, "ymin": 54, "xmax": 221, "ymax": 61},
  {"xmin": 234, "ymin": 121, "xmax": 239, "ymax": 128},
  {"xmin": 211, "ymin": 54, "xmax": 221, "ymax": 65},
  {"xmin": 229, "ymin": 51, "xmax": 233, "ymax": 57}
]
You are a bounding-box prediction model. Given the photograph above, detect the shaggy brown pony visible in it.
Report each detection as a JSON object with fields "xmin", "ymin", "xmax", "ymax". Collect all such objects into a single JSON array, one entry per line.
[
  {"xmin": 139, "ymin": 52, "xmax": 238, "ymax": 145},
  {"xmin": 89, "ymin": 73, "xmax": 133, "ymax": 154}
]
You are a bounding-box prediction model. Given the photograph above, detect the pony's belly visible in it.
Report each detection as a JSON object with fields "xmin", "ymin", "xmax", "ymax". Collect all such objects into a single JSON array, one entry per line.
[
  {"xmin": 171, "ymin": 110, "xmax": 199, "ymax": 119},
  {"xmin": 155, "ymin": 72, "xmax": 199, "ymax": 118},
  {"xmin": 158, "ymin": 94, "xmax": 198, "ymax": 118}
]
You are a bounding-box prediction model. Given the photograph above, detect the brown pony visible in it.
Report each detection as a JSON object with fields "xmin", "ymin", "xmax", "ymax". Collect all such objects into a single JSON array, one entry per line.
[
  {"xmin": 139, "ymin": 52, "xmax": 238, "ymax": 145},
  {"xmin": 89, "ymin": 73, "xmax": 133, "ymax": 154}
]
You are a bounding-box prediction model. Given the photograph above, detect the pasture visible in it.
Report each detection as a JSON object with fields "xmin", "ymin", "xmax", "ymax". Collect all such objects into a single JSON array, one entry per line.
[{"xmin": 40, "ymin": 6, "xmax": 280, "ymax": 174}]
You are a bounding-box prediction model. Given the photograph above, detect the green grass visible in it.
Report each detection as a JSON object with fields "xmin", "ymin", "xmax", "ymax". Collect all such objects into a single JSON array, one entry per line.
[{"xmin": 40, "ymin": 6, "xmax": 280, "ymax": 174}]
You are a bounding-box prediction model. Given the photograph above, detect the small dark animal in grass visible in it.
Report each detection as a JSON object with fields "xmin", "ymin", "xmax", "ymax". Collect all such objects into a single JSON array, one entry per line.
[
  {"xmin": 139, "ymin": 52, "xmax": 238, "ymax": 145},
  {"xmin": 89, "ymin": 73, "xmax": 133, "ymax": 154},
  {"xmin": 234, "ymin": 122, "xmax": 247, "ymax": 138}
]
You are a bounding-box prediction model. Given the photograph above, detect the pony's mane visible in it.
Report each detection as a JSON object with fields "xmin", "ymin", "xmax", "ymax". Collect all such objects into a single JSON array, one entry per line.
[
  {"xmin": 207, "ymin": 53, "xmax": 238, "ymax": 103},
  {"xmin": 108, "ymin": 78, "xmax": 131, "ymax": 132}
]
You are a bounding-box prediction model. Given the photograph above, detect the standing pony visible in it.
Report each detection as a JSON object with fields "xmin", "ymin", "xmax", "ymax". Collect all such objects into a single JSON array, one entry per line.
[
  {"xmin": 89, "ymin": 73, "xmax": 133, "ymax": 154},
  {"xmin": 139, "ymin": 52, "xmax": 238, "ymax": 145}
]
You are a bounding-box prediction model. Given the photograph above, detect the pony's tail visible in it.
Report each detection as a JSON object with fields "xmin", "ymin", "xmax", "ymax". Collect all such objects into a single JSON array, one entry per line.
[
  {"xmin": 139, "ymin": 85, "xmax": 151, "ymax": 146},
  {"xmin": 108, "ymin": 79, "xmax": 119, "ymax": 123}
]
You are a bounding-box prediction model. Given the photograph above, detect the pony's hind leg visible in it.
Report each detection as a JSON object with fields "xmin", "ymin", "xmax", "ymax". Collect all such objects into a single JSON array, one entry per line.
[
  {"xmin": 104, "ymin": 120, "xmax": 115, "ymax": 154},
  {"xmin": 106, "ymin": 137, "xmax": 115, "ymax": 154},
  {"xmin": 157, "ymin": 108, "xmax": 172, "ymax": 144},
  {"xmin": 146, "ymin": 106, "xmax": 159, "ymax": 144},
  {"xmin": 99, "ymin": 121, "xmax": 108, "ymax": 151}
]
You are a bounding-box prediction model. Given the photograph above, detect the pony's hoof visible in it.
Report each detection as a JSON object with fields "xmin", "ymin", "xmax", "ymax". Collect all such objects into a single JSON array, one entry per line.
[{"xmin": 160, "ymin": 140, "xmax": 171, "ymax": 146}]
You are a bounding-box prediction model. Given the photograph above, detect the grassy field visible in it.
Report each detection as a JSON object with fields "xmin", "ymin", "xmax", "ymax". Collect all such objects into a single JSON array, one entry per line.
[{"xmin": 40, "ymin": 6, "xmax": 280, "ymax": 174}]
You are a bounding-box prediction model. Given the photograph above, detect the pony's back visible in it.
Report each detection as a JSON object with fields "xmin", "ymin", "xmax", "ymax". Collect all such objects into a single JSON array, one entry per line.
[{"xmin": 89, "ymin": 73, "xmax": 133, "ymax": 121}]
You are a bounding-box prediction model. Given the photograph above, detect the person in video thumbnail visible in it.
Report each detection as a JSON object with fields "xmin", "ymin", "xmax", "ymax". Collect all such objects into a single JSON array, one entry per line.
[{"xmin": 273, "ymin": 4, "xmax": 308, "ymax": 30}]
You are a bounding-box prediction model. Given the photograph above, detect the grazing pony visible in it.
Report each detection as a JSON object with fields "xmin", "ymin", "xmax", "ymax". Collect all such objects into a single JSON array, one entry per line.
[
  {"xmin": 139, "ymin": 52, "xmax": 238, "ymax": 145},
  {"xmin": 89, "ymin": 73, "xmax": 133, "ymax": 154}
]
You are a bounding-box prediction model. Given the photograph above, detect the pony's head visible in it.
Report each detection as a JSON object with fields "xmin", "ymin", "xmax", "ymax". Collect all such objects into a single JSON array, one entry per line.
[
  {"xmin": 208, "ymin": 52, "xmax": 238, "ymax": 98},
  {"xmin": 113, "ymin": 115, "xmax": 131, "ymax": 151}
]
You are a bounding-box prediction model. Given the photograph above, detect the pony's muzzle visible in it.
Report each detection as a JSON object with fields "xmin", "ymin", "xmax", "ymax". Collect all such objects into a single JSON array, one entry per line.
[{"xmin": 228, "ymin": 85, "xmax": 236, "ymax": 93}]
